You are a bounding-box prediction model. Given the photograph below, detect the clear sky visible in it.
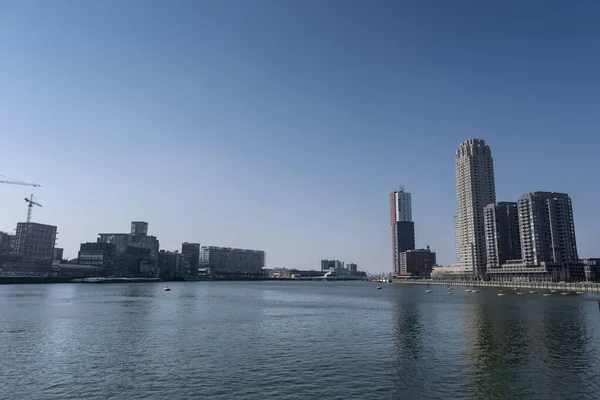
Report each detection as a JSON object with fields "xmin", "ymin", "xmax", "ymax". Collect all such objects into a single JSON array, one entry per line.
[{"xmin": 1, "ymin": 0, "xmax": 599, "ymax": 272}]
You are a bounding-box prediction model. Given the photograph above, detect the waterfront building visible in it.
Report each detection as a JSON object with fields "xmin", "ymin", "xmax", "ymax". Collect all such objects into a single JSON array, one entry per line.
[
  {"xmin": 182, "ymin": 242, "xmax": 200, "ymax": 275},
  {"xmin": 0, "ymin": 232, "xmax": 14, "ymax": 254},
  {"xmin": 98, "ymin": 221, "xmax": 160, "ymax": 276},
  {"xmin": 398, "ymin": 247, "xmax": 436, "ymax": 278},
  {"xmin": 347, "ymin": 263, "xmax": 358, "ymax": 273},
  {"xmin": 321, "ymin": 259, "xmax": 344, "ymax": 271},
  {"xmin": 484, "ymin": 202, "xmax": 521, "ymax": 269},
  {"xmin": 453, "ymin": 216, "xmax": 459, "ymax": 264},
  {"xmin": 158, "ymin": 250, "xmax": 190, "ymax": 279},
  {"xmin": 390, "ymin": 186, "xmax": 415, "ymax": 275},
  {"xmin": 487, "ymin": 192, "xmax": 583, "ymax": 282},
  {"xmin": 78, "ymin": 242, "xmax": 118, "ymax": 275},
  {"xmin": 455, "ymin": 139, "xmax": 496, "ymax": 278},
  {"xmin": 200, "ymin": 246, "xmax": 265, "ymax": 276},
  {"xmin": 518, "ymin": 192, "xmax": 578, "ymax": 265},
  {"xmin": 13, "ymin": 222, "xmax": 57, "ymax": 260},
  {"xmin": 53, "ymin": 247, "xmax": 64, "ymax": 262}
]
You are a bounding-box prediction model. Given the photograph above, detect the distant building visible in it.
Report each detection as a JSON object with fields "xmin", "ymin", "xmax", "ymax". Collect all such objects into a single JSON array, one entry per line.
[
  {"xmin": 13, "ymin": 222, "xmax": 57, "ymax": 260},
  {"xmin": 78, "ymin": 242, "xmax": 118, "ymax": 276},
  {"xmin": 182, "ymin": 242, "xmax": 200, "ymax": 275},
  {"xmin": 130, "ymin": 221, "xmax": 148, "ymax": 236},
  {"xmin": 455, "ymin": 139, "xmax": 496, "ymax": 278},
  {"xmin": 484, "ymin": 202, "xmax": 521, "ymax": 269},
  {"xmin": 0, "ymin": 232, "xmax": 14, "ymax": 254},
  {"xmin": 53, "ymin": 248, "xmax": 64, "ymax": 262},
  {"xmin": 486, "ymin": 192, "xmax": 583, "ymax": 282},
  {"xmin": 398, "ymin": 247, "xmax": 436, "ymax": 277},
  {"xmin": 390, "ymin": 186, "xmax": 415, "ymax": 275},
  {"xmin": 200, "ymin": 246, "xmax": 265, "ymax": 276},
  {"xmin": 158, "ymin": 250, "xmax": 189, "ymax": 279},
  {"xmin": 518, "ymin": 192, "xmax": 578, "ymax": 265},
  {"xmin": 98, "ymin": 221, "xmax": 160, "ymax": 276},
  {"xmin": 321, "ymin": 259, "xmax": 344, "ymax": 271},
  {"xmin": 347, "ymin": 263, "xmax": 358, "ymax": 273},
  {"xmin": 267, "ymin": 268, "xmax": 291, "ymax": 279}
]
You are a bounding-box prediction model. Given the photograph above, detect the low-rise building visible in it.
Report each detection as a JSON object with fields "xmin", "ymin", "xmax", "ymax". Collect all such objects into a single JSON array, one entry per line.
[
  {"xmin": 397, "ymin": 247, "xmax": 436, "ymax": 278},
  {"xmin": 200, "ymin": 246, "xmax": 265, "ymax": 276}
]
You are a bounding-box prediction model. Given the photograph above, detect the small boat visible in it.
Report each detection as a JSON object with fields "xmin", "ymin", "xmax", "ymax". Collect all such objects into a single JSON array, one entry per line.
[
  {"xmin": 447, "ymin": 287, "xmax": 453, "ymax": 291},
  {"xmin": 376, "ymin": 285, "xmax": 382, "ymax": 290},
  {"xmin": 446, "ymin": 291, "xmax": 453, "ymax": 295},
  {"xmin": 575, "ymin": 292, "xmax": 584, "ymax": 295},
  {"xmin": 543, "ymin": 293, "xmax": 552, "ymax": 297},
  {"xmin": 517, "ymin": 291, "xmax": 526, "ymax": 295},
  {"xmin": 163, "ymin": 286, "xmax": 171, "ymax": 291},
  {"xmin": 550, "ymin": 289, "xmax": 558, "ymax": 293},
  {"xmin": 497, "ymin": 293, "xmax": 507, "ymax": 296},
  {"xmin": 465, "ymin": 288, "xmax": 472, "ymax": 292},
  {"xmin": 471, "ymin": 290, "xmax": 479, "ymax": 293},
  {"xmin": 425, "ymin": 289, "xmax": 433, "ymax": 293},
  {"xmin": 560, "ymin": 292, "xmax": 569, "ymax": 296},
  {"xmin": 529, "ymin": 290, "xmax": 538, "ymax": 294}
]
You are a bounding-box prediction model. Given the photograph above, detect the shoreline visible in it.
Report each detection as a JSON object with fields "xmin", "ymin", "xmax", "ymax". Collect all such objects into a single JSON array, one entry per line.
[{"xmin": 393, "ymin": 279, "xmax": 600, "ymax": 293}]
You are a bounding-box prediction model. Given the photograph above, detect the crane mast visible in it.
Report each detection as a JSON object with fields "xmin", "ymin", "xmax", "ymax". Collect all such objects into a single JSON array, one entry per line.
[{"xmin": 24, "ymin": 195, "xmax": 42, "ymax": 223}]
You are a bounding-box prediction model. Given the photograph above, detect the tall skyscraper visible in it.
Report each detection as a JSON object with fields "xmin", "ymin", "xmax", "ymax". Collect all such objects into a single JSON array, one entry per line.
[
  {"xmin": 518, "ymin": 192, "xmax": 578, "ymax": 265},
  {"xmin": 455, "ymin": 139, "xmax": 496, "ymax": 278},
  {"xmin": 484, "ymin": 202, "xmax": 521, "ymax": 268},
  {"xmin": 390, "ymin": 186, "xmax": 415, "ymax": 275}
]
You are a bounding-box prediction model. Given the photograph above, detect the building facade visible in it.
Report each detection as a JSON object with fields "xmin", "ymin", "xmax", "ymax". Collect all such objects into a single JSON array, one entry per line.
[
  {"xmin": 182, "ymin": 242, "xmax": 200, "ymax": 276},
  {"xmin": 158, "ymin": 250, "xmax": 190, "ymax": 279},
  {"xmin": 321, "ymin": 259, "xmax": 345, "ymax": 271},
  {"xmin": 98, "ymin": 221, "xmax": 160, "ymax": 276},
  {"xmin": 200, "ymin": 246, "xmax": 265, "ymax": 276},
  {"xmin": 484, "ymin": 202, "xmax": 521, "ymax": 268},
  {"xmin": 518, "ymin": 192, "xmax": 578, "ymax": 265},
  {"xmin": 347, "ymin": 263, "xmax": 358, "ymax": 273},
  {"xmin": 391, "ymin": 186, "xmax": 415, "ymax": 275},
  {"xmin": 13, "ymin": 222, "xmax": 57, "ymax": 260},
  {"xmin": 455, "ymin": 139, "xmax": 496, "ymax": 278},
  {"xmin": 398, "ymin": 247, "xmax": 436, "ymax": 277},
  {"xmin": 0, "ymin": 232, "xmax": 14, "ymax": 254},
  {"xmin": 53, "ymin": 247, "xmax": 64, "ymax": 262},
  {"xmin": 78, "ymin": 242, "xmax": 118, "ymax": 275}
]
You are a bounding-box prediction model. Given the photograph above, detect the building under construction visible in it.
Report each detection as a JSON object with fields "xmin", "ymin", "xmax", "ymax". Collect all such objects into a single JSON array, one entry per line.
[{"xmin": 13, "ymin": 222, "xmax": 57, "ymax": 261}]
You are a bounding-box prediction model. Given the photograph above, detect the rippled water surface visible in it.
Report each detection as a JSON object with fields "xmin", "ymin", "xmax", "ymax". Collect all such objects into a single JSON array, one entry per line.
[{"xmin": 1, "ymin": 282, "xmax": 599, "ymax": 399}]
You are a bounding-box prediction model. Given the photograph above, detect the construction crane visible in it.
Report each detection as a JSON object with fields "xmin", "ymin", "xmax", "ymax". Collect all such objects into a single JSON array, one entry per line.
[
  {"xmin": 0, "ymin": 174, "xmax": 41, "ymax": 187},
  {"xmin": 24, "ymin": 195, "xmax": 42, "ymax": 223}
]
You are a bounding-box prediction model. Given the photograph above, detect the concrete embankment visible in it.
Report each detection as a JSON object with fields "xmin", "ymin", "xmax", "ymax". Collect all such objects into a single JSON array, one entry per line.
[
  {"xmin": 393, "ymin": 279, "xmax": 600, "ymax": 293},
  {"xmin": 0, "ymin": 276, "xmax": 74, "ymax": 285}
]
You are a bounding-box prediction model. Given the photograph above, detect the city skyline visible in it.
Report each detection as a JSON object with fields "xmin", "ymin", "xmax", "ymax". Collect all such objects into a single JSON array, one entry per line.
[{"xmin": 1, "ymin": 1, "xmax": 599, "ymax": 272}]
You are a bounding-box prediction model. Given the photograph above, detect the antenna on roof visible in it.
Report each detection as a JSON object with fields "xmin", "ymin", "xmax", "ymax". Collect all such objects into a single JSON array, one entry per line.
[{"xmin": 399, "ymin": 185, "xmax": 404, "ymax": 193}]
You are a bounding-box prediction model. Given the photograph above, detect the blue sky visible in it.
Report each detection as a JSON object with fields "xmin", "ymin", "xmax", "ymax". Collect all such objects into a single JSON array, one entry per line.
[{"xmin": 1, "ymin": 0, "xmax": 599, "ymax": 272}]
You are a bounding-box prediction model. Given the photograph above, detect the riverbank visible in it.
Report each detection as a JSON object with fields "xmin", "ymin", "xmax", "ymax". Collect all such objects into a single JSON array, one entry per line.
[
  {"xmin": 0, "ymin": 276, "xmax": 73, "ymax": 285},
  {"xmin": 393, "ymin": 279, "xmax": 600, "ymax": 293}
]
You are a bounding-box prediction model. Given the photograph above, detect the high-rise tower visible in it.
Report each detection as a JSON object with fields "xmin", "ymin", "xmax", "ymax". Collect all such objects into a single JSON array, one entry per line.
[
  {"xmin": 517, "ymin": 192, "xmax": 578, "ymax": 265},
  {"xmin": 484, "ymin": 202, "xmax": 521, "ymax": 268},
  {"xmin": 391, "ymin": 186, "xmax": 415, "ymax": 275},
  {"xmin": 455, "ymin": 139, "xmax": 496, "ymax": 278}
]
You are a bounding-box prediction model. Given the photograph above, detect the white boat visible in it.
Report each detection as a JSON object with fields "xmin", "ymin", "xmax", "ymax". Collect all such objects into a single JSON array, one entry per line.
[
  {"xmin": 471, "ymin": 290, "xmax": 479, "ymax": 293},
  {"xmin": 425, "ymin": 289, "xmax": 433, "ymax": 293}
]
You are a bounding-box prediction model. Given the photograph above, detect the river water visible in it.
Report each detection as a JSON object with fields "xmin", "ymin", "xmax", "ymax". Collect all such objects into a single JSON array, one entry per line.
[{"xmin": 0, "ymin": 281, "xmax": 598, "ymax": 399}]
